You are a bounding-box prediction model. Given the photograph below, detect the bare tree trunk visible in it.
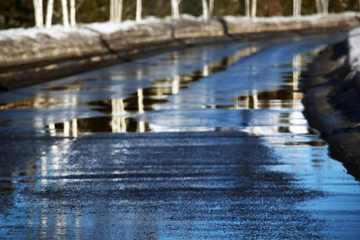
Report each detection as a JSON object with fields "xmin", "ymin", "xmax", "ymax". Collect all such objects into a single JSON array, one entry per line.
[
  {"xmin": 171, "ymin": 0, "xmax": 180, "ymax": 18},
  {"xmin": 245, "ymin": 0, "xmax": 250, "ymax": 17},
  {"xmin": 293, "ymin": 0, "xmax": 302, "ymax": 17},
  {"xmin": 110, "ymin": 0, "xmax": 123, "ymax": 22},
  {"xmin": 113, "ymin": 0, "xmax": 118, "ymax": 21},
  {"xmin": 33, "ymin": 0, "xmax": 44, "ymax": 28},
  {"xmin": 38, "ymin": 0, "xmax": 43, "ymax": 27},
  {"xmin": 116, "ymin": 0, "xmax": 123, "ymax": 22},
  {"xmin": 209, "ymin": 0, "xmax": 215, "ymax": 16},
  {"xmin": 33, "ymin": 0, "xmax": 39, "ymax": 27},
  {"xmin": 45, "ymin": 0, "xmax": 54, "ymax": 28},
  {"xmin": 136, "ymin": 0, "xmax": 142, "ymax": 22},
  {"xmin": 61, "ymin": 0, "xmax": 70, "ymax": 27},
  {"xmin": 315, "ymin": 0, "xmax": 322, "ymax": 14},
  {"xmin": 202, "ymin": 0, "xmax": 209, "ymax": 19},
  {"xmin": 70, "ymin": 0, "xmax": 76, "ymax": 27},
  {"xmin": 251, "ymin": 0, "xmax": 257, "ymax": 18},
  {"xmin": 110, "ymin": 0, "xmax": 114, "ymax": 21},
  {"xmin": 322, "ymin": 0, "xmax": 329, "ymax": 15},
  {"xmin": 318, "ymin": 0, "xmax": 327, "ymax": 15}
]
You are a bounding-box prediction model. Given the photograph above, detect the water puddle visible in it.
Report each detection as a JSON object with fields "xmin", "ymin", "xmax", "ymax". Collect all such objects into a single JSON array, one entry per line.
[
  {"xmin": 0, "ymin": 95, "xmax": 60, "ymax": 110},
  {"xmin": 48, "ymin": 116, "xmax": 150, "ymax": 136},
  {"xmin": 46, "ymin": 46, "xmax": 261, "ymax": 136},
  {"xmin": 44, "ymin": 79, "xmax": 85, "ymax": 91},
  {"xmin": 2, "ymin": 34, "xmax": 360, "ymax": 239},
  {"xmin": 89, "ymin": 95, "xmax": 169, "ymax": 114},
  {"xmin": 270, "ymin": 140, "xmax": 327, "ymax": 146},
  {"xmin": 44, "ymin": 49, "xmax": 319, "ymax": 139},
  {"xmin": 209, "ymin": 86, "xmax": 303, "ymax": 110}
]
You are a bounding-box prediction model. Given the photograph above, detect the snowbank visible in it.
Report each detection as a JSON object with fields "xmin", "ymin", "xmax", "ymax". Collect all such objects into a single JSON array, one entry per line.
[
  {"xmin": 224, "ymin": 12, "xmax": 360, "ymax": 23},
  {"xmin": 0, "ymin": 16, "xmax": 163, "ymax": 41},
  {"xmin": 0, "ymin": 13, "xmax": 359, "ymax": 90},
  {"xmin": 301, "ymin": 29, "xmax": 360, "ymax": 177},
  {"xmin": 85, "ymin": 16, "xmax": 162, "ymax": 34},
  {"xmin": 0, "ymin": 15, "xmax": 225, "ymax": 70},
  {"xmin": 349, "ymin": 26, "xmax": 360, "ymax": 72},
  {"xmin": 224, "ymin": 13, "xmax": 360, "ymax": 35},
  {"xmin": 0, "ymin": 25, "xmax": 97, "ymax": 41}
]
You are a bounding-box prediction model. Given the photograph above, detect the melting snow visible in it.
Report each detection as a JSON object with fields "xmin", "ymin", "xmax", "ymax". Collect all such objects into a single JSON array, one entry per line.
[
  {"xmin": 0, "ymin": 16, "xmax": 162, "ymax": 41},
  {"xmin": 0, "ymin": 12, "xmax": 359, "ymax": 74},
  {"xmin": 349, "ymin": 26, "xmax": 360, "ymax": 72},
  {"xmin": 85, "ymin": 16, "xmax": 161, "ymax": 34},
  {"xmin": 0, "ymin": 24, "xmax": 97, "ymax": 41},
  {"xmin": 224, "ymin": 12, "xmax": 360, "ymax": 23}
]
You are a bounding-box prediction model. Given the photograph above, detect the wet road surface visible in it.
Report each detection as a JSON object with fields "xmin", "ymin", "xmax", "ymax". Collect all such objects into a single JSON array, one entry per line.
[{"xmin": 1, "ymin": 32, "xmax": 360, "ymax": 239}]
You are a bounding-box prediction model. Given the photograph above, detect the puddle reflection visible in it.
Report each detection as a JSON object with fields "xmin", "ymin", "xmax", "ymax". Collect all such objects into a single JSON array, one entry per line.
[
  {"xmin": 0, "ymin": 96, "xmax": 59, "ymax": 110},
  {"xmin": 3, "ymin": 36, "xmax": 360, "ymax": 240},
  {"xmin": 46, "ymin": 49, "xmax": 315, "ymax": 137},
  {"xmin": 1, "ymin": 46, "xmax": 317, "ymax": 140},
  {"xmin": 48, "ymin": 46, "xmax": 261, "ymax": 136},
  {"xmin": 0, "ymin": 180, "xmax": 14, "ymax": 194},
  {"xmin": 271, "ymin": 140, "xmax": 327, "ymax": 147},
  {"xmin": 211, "ymin": 54, "xmax": 306, "ymax": 111},
  {"xmin": 48, "ymin": 117, "xmax": 150, "ymax": 137}
]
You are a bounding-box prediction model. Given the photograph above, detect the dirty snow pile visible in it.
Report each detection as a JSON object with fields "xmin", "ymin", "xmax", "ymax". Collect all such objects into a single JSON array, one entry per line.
[
  {"xmin": 0, "ymin": 24, "xmax": 97, "ymax": 41},
  {"xmin": 0, "ymin": 16, "xmax": 163, "ymax": 41},
  {"xmin": 85, "ymin": 16, "xmax": 161, "ymax": 34},
  {"xmin": 349, "ymin": 26, "xmax": 360, "ymax": 73},
  {"xmin": 224, "ymin": 12, "xmax": 360, "ymax": 23}
]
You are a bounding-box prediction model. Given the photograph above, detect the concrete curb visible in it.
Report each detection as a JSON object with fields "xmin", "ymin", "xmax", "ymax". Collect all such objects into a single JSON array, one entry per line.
[{"xmin": 0, "ymin": 13, "xmax": 360, "ymax": 91}]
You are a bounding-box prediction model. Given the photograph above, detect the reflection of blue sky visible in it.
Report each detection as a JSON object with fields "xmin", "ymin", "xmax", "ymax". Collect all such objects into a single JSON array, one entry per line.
[
  {"xmin": 0, "ymin": 43, "xmax": 249, "ymax": 130},
  {"xmin": 1, "ymin": 33, "xmax": 360, "ymax": 239},
  {"xmin": 267, "ymin": 132, "xmax": 360, "ymax": 238},
  {"xmin": 0, "ymin": 35, "xmax": 339, "ymax": 134},
  {"xmin": 144, "ymin": 42, "xmax": 314, "ymax": 133}
]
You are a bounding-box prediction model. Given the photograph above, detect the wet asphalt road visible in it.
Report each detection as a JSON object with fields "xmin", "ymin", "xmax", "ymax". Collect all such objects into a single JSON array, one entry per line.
[
  {"xmin": 0, "ymin": 131, "xmax": 326, "ymax": 239},
  {"xmin": 1, "ymin": 32, "xmax": 360, "ymax": 239}
]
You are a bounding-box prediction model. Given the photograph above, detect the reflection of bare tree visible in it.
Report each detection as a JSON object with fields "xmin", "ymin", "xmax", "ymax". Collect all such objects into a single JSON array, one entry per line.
[
  {"xmin": 230, "ymin": 54, "xmax": 309, "ymax": 136},
  {"xmin": 50, "ymin": 116, "xmax": 151, "ymax": 136},
  {"xmin": 171, "ymin": 75, "xmax": 180, "ymax": 94},
  {"xmin": 111, "ymin": 98, "xmax": 126, "ymax": 132},
  {"xmin": 203, "ymin": 65, "xmax": 209, "ymax": 77},
  {"xmin": 292, "ymin": 54, "xmax": 302, "ymax": 108},
  {"xmin": 34, "ymin": 138, "xmax": 80, "ymax": 239},
  {"xmin": 39, "ymin": 45, "xmax": 262, "ymax": 136},
  {"xmin": 137, "ymin": 88, "xmax": 144, "ymax": 114}
]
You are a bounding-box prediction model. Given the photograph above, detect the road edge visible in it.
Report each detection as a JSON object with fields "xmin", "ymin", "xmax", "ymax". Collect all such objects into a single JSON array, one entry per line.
[{"xmin": 301, "ymin": 38, "xmax": 360, "ymax": 180}]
